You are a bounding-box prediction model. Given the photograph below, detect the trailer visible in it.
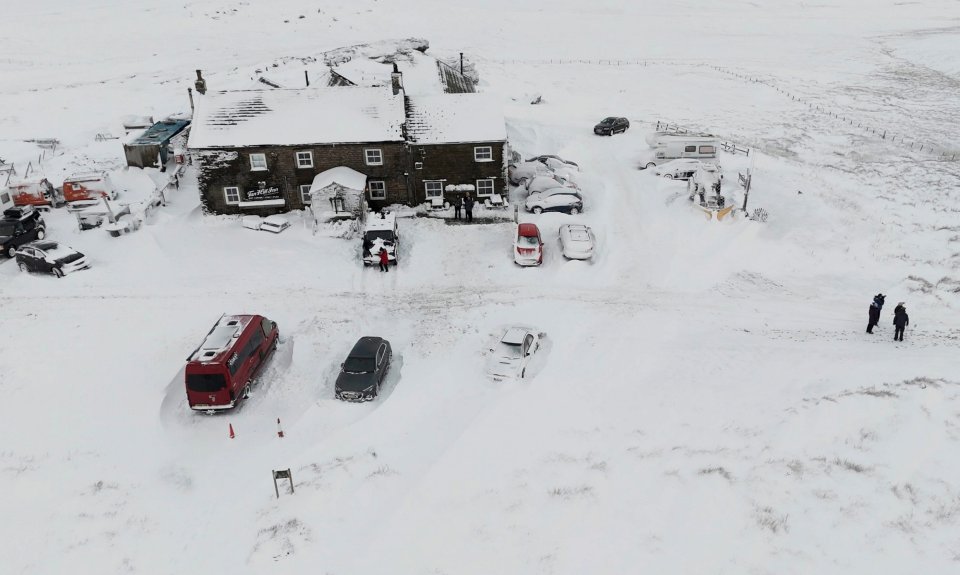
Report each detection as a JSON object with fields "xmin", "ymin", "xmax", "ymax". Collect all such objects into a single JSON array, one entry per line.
[{"xmin": 6, "ymin": 178, "xmax": 65, "ymax": 209}]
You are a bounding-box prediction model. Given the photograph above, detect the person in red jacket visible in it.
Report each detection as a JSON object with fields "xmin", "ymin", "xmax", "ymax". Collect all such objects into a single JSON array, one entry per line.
[{"xmin": 378, "ymin": 247, "xmax": 389, "ymax": 272}]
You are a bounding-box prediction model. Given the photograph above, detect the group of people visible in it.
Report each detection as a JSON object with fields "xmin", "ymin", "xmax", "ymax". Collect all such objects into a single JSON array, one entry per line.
[
  {"xmin": 452, "ymin": 194, "xmax": 476, "ymax": 223},
  {"xmin": 866, "ymin": 293, "xmax": 910, "ymax": 341}
]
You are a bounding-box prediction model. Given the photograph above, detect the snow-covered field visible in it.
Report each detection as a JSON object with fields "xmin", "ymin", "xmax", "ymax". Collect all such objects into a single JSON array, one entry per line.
[{"xmin": 2, "ymin": 1, "xmax": 960, "ymax": 573}]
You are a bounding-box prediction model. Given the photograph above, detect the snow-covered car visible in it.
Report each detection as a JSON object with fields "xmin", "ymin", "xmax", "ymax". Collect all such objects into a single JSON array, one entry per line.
[
  {"xmin": 525, "ymin": 189, "xmax": 583, "ymax": 215},
  {"xmin": 362, "ymin": 213, "xmax": 399, "ymax": 265},
  {"xmin": 487, "ymin": 327, "xmax": 544, "ymax": 380},
  {"xmin": 241, "ymin": 215, "xmax": 263, "ymax": 231},
  {"xmin": 260, "ymin": 215, "xmax": 290, "ymax": 234},
  {"xmin": 652, "ymin": 158, "xmax": 718, "ymax": 180},
  {"xmin": 526, "ymin": 175, "xmax": 578, "ymax": 195},
  {"xmin": 527, "ymin": 155, "xmax": 580, "ymax": 172},
  {"xmin": 514, "ymin": 223, "xmax": 543, "ymax": 266},
  {"xmin": 559, "ymin": 223, "xmax": 595, "ymax": 260},
  {"xmin": 508, "ymin": 161, "xmax": 553, "ymax": 186},
  {"xmin": 15, "ymin": 240, "xmax": 90, "ymax": 277}
]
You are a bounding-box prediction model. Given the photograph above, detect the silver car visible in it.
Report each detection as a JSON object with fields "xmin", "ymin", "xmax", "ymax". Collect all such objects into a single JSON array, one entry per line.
[{"xmin": 559, "ymin": 224, "xmax": 595, "ymax": 260}]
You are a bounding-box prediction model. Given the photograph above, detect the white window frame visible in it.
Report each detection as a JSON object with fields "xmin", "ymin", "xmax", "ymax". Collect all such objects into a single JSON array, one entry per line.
[
  {"xmin": 424, "ymin": 180, "xmax": 443, "ymax": 199},
  {"xmin": 295, "ymin": 151, "xmax": 313, "ymax": 169},
  {"xmin": 364, "ymin": 148, "xmax": 383, "ymax": 166},
  {"xmin": 368, "ymin": 180, "xmax": 387, "ymax": 200},
  {"xmin": 474, "ymin": 146, "xmax": 493, "ymax": 162},
  {"xmin": 224, "ymin": 186, "xmax": 240, "ymax": 204},
  {"xmin": 249, "ymin": 153, "xmax": 268, "ymax": 171},
  {"xmin": 299, "ymin": 184, "xmax": 313, "ymax": 204},
  {"xmin": 476, "ymin": 179, "xmax": 494, "ymax": 197}
]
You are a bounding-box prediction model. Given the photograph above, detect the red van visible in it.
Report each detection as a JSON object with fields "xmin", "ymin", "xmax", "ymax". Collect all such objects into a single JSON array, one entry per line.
[
  {"xmin": 62, "ymin": 173, "xmax": 117, "ymax": 204},
  {"xmin": 185, "ymin": 314, "xmax": 280, "ymax": 412}
]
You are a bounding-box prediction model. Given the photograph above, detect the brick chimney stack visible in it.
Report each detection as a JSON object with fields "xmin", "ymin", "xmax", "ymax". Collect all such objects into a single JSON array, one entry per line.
[
  {"xmin": 391, "ymin": 63, "xmax": 403, "ymax": 96},
  {"xmin": 195, "ymin": 70, "xmax": 207, "ymax": 95}
]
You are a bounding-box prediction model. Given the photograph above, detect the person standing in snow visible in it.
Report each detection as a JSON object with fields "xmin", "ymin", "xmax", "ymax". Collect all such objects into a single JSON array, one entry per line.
[
  {"xmin": 464, "ymin": 194, "xmax": 475, "ymax": 223},
  {"xmin": 893, "ymin": 302, "xmax": 909, "ymax": 341},
  {"xmin": 362, "ymin": 236, "xmax": 374, "ymax": 258},
  {"xmin": 378, "ymin": 247, "xmax": 389, "ymax": 273},
  {"xmin": 453, "ymin": 196, "xmax": 462, "ymax": 220},
  {"xmin": 867, "ymin": 293, "xmax": 885, "ymax": 334}
]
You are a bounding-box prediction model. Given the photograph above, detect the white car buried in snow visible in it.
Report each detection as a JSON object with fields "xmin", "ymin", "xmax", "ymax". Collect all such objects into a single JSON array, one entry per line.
[
  {"xmin": 487, "ymin": 327, "xmax": 545, "ymax": 380},
  {"xmin": 559, "ymin": 223, "xmax": 595, "ymax": 260}
]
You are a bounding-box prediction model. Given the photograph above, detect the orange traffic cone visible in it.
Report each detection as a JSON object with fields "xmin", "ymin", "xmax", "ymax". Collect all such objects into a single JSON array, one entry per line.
[
  {"xmin": 277, "ymin": 418, "xmax": 284, "ymax": 438},
  {"xmin": 229, "ymin": 423, "xmax": 235, "ymax": 439}
]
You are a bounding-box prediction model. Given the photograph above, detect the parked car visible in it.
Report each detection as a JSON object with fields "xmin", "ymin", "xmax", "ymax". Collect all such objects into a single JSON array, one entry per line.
[
  {"xmin": 1, "ymin": 206, "xmax": 46, "ymax": 257},
  {"xmin": 559, "ymin": 224, "xmax": 595, "ymax": 260},
  {"xmin": 14, "ymin": 240, "xmax": 90, "ymax": 277},
  {"xmin": 242, "ymin": 214, "xmax": 291, "ymax": 233},
  {"xmin": 652, "ymin": 158, "xmax": 713, "ymax": 180},
  {"xmin": 514, "ymin": 223, "xmax": 543, "ymax": 266},
  {"xmin": 362, "ymin": 213, "xmax": 399, "ymax": 265},
  {"xmin": 525, "ymin": 189, "xmax": 583, "ymax": 215},
  {"xmin": 487, "ymin": 327, "xmax": 544, "ymax": 380},
  {"xmin": 184, "ymin": 314, "xmax": 280, "ymax": 412},
  {"xmin": 336, "ymin": 337, "xmax": 393, "ymax": 402},
  {"xmin": 526, "ymin": 175, "xmax": 578, "ymax": 195},
  {"xmin": 594, "ymin": 117, "xmax": 630, "ymax": 136},
  {"xmin": 526, "ymin": 155, "xmax": 580, "ymax": 171},
  {"xmin": 507, "ymin": 161, "xmax": 553, "ymax": 186}
]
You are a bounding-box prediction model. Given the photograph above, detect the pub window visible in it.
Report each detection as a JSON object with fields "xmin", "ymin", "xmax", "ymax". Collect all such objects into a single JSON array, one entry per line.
[
  {"xmin": 368, "ymin": 181, "xmax": 387, "ymax": 200},
  {"xmin": 476, "ymin": 179, "xmax": 494, "ymax": 197},
  {"xmin": 474, "ymin": 146, "xmax": 493, "ymax": 162},
  {"xmin": 295, "ymin": 151, "xmax": 313, "ymax": 168},
  {"xmin": 299, "ymin": 184, "xmax": 312, "ymax": 204},
  {"xmin": 365, "ymin": 148, "xmax": 383, "ymax": 166},
  {"xmin": 424, "ymin": 180, "xmax": 443, "ymax": 198},
  {"xmin": 224, "ymin": 186, "xmax": 240, "ymax": 204},
  {"xmin": 250, "ymin": 153, "xmax": 268, "ymax": 171}
]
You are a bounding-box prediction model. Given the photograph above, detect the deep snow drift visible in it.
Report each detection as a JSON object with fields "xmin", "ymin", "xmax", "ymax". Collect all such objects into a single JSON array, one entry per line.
[{"xmin": 2, "ymin": 1, "xmax": 960, "ymax": 574}]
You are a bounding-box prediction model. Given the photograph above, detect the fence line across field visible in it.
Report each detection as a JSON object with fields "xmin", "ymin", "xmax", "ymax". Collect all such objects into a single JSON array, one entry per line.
[{"xmin": 484, "ymin": 58, "xmax": 957, "ymax": 162}]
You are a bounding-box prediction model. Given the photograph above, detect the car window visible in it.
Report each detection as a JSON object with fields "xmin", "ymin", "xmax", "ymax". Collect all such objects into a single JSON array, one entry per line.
[
  {"xmin": 376, "ymin": 345, "xmax": 385, "ymax": 366},
  {"xmin": 20, "ymin": 247, "xmax": 34, "ymax": 257}
]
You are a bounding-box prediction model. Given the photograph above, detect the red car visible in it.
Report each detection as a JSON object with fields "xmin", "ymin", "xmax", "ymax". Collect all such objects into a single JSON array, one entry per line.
[
  {"xmin": 185, "ymin": 314, "xmax": 279, "ymax": 412},
  {"xmin": 514, "ymin": 223, "xmax": 543, "ymax": 266}
]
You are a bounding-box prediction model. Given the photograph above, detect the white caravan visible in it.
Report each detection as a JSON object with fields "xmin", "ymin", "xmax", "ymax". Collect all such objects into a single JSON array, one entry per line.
[{"xmin": 639, "ymin": 132, "xmax": 720, "ymax": 169}]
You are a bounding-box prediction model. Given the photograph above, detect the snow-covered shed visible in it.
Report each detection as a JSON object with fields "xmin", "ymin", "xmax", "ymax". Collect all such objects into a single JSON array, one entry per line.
[{"xmin": 123, "ymin": 118, "xmax": 191, "ymax": 169}]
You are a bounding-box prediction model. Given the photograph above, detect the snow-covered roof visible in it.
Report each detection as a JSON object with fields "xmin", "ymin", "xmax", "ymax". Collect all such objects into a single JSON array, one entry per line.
[
  {"xmin": 502, "ymin": 328, "xmax": 528, "ymax": 345},
  {"xmin": 190, "ymin": 315, "xmax": 252, "ymax": 363},
  {"xmin": 365, "ymin": 213, "xmax": 396, "ymax": 231},
  {"xmin": 331, "ymin": 58, "xmax": 393, "ymax": 87},
  {"xmin": 405, "ymin": 93, "xmax": 506, "ymax": 144},
  {"xmin": 309, "ymin": 166, "xmax": 368, "ymax": 193},
  {"xmin": 188, "ymin": 87, "xmax": 405, "ymax": 149}
]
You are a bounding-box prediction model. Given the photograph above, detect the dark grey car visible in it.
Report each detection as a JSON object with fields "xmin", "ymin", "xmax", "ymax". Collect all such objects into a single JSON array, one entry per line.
[
  {"xmin": 335, "ymin": 337, "xmax": 392, "ymax": 402},
  {"xmin": 594, "ymin": 117, "xmax": 630, "ymax": 136}
]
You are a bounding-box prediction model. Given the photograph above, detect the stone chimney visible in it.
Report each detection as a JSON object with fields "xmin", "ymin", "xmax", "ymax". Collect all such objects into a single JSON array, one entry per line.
[
  {"xmin": 390, "ymin": 62, "xmax": 403, "ymax": 96},
  {"xmin": 194, "ymin": 70, "xmax": 207, "ymax": 95}
]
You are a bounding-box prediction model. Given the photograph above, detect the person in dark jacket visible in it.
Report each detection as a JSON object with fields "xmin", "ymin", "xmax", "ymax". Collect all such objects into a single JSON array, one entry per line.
[
  {"xmin": 867, "ymin": 293, "xmax": 885, "ymax": 334},
  {"xmin": 893, "ymin": 302, "xmax": 908, "ymax": 341},
  {"xmin": 378, "ymin": 247, "xmax": 389, "ymax": 273},
  {"xmin": 453, "ymin": 197, "xmax": 462, "ymax": 220},
  {"xmin": 362, "ymin": 236, "xmax": 374, "ymax": 258},
  {"xmin": 464, "ymin": 194, "xmax": 475, "ymax": 223}
]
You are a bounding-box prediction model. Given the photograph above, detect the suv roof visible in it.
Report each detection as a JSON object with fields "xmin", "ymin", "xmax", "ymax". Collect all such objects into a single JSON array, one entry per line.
[
  {"xmin": 2, "ymin": 206, "xmax": 38, "ymax": 221},
  {"xmin": 365, "ymin": 213, "xmax": 396, "ymax": 232},
  {"xmin": 349, "ymin": 336, "xmax": 385, "ymax": 358}
]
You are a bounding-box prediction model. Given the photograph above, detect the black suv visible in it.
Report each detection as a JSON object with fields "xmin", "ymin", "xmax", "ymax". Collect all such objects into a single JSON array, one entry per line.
[
  {"xmin": 335, "ymin": 337, "xmax": 393, "ymax": 402},
  {"xmin": 594, "ymin": 117, "xmax": 630, "ymax": 136},
  {"xmin": 1, "ymin": 207, "xmax": 46, "ymax": 258}
]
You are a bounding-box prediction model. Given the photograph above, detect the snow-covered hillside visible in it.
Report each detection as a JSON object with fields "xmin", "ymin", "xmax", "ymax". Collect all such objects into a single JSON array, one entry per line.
[{"xmin": 2, "ymin": 1, "xmax": 959, "ymax": 574}]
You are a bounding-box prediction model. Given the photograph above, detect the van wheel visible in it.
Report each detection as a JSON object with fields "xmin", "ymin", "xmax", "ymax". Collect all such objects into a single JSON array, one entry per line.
[
  {"xmin": 36, "ymin": 229, "xmax": 46, "ymax": 240},
  {"xmin": 52, "ymin": 267, "xmax": 64, "ymax": 278},
  {"xmin": 18, "ymin": 262, "xmax": 28, "ymax": 273},
  {"xmin": 664, "ymin": 174, "xmax": 674, "ymax": 179},
  {"xmin": 569, "ymin": 207, "xmax": 580, "ymax": 215},
  {"xmin": 645, "ymin": 162, "xmax": 656, "ymax": 169},
  {"xmin": 242, "ymin": 384, "xmax": 251, "ymax": 399},
  {"xmin": 533, "ymin": 207, "xmax": 543, "ymax": 214}
]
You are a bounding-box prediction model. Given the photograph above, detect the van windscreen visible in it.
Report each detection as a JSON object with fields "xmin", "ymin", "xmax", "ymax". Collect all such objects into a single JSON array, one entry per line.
[{"xmin": 187, "ymin": 373, "xmax": 227, "ymax": 392}]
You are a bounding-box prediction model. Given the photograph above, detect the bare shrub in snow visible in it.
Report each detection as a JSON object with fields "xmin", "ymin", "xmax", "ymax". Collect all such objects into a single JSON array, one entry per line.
[
  {"xmin": 698, "ymin": 466, "xmax": 733, "ymax": 481},
  {"xmin": 548, "ymin": 485, "xmax": 594, "ymax": 499},
  {"xmin": 833, "ymin": 458, "xmax": 871, "ymax": 474},
  {"xmin": 754, "ymin": 506, "xmax": 790, "ymax": 534}
]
